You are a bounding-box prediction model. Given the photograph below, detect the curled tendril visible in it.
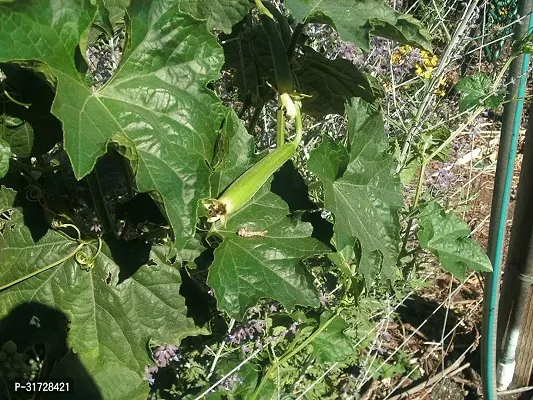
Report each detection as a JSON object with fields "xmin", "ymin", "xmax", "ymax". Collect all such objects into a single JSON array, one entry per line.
[
  {"xmin": 2, "ymin": 88, "xmax": 32, "ymax": 108},
  {"xmin": 52, "ymin": 221, "xmax": 82, "ymax": 241},
  {"xmin": 75, "ymin": 250, "xmax": 94, "ymax": 271},
  {"xmin": 25, "ymin": 184, "xmax": 43, "ymax": 203},
  {"xmin": 75, "ymin": 238, "xmax": 102, "ymax": 272}
]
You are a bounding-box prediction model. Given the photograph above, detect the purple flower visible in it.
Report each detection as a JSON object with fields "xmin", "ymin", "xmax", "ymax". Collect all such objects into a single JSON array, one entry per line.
[
  {"xmin": 319, "ymin": 292, "xmax": 332, "ymax": 307},
  {"xmin": 268, "ymin": 304, "xmax": 278, "ymax": 313},
  {"xmin": 154, "ymin": 344, "xmax": 179, "ymax": 367},
  {"xmin": 253, "ymin": 320, "xmax": 265, "ymax": 333},
  {"xmin": 227, "ymin": 333, "xmax": 239, "ymax": 345},
  {"xmin": 246, "ymin": 326, "xmax": 255, "ymax": 339},
  {"xmin": 218, "ymin": 374, "xmax": 244, "ymax": 391},
  {"xmin": 144, "ymin": 365, "xmax": 158, "ymax": 385},
  {"xmin": 248, "ymin": 306, "xmax": 262, "ymax": 315},
  {"xmin": 289, "ymin": 319, "xmax": 302, "ymax": 335}
]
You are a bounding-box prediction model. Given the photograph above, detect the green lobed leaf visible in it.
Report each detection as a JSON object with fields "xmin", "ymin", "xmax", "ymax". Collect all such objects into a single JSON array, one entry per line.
[
  {"xmin": 312, "ymin": 313, "xmax": 353, "ymax": 363},
  {"xmin": 417, "ymin": 202, "xmax": 493, "ymax": 280},
  {"xmin": 101, "ymin": 0, "xmax": 129, "ymax": 29},
  {"xmin": 222, "ymin": 24, "xmax": 274, "ymax": 106},
  {"xmin": 308, "ymin": 99, "xmax": 403, "ymax": 283},
  {"xmin": 208, "ymin": 182, "xmax": 330, "ymax": 320},
  {"xmin": 179, "ymin": 0, "xmax": 251, "ymax": 34},
  {"xmin": 455, "ymin": 72, "xmax": 504, "ymax": 112},
  {"xmin": 0, "ymin": 138, "xmax": 9, "ymax": 178},
  {"xmin": 285, "ymin": 0, "xmax": 432, "ymax": 52},
  {"xmin": 295, "ymin": 47, "xmax": 383, "ymax": 118},
  {"xmin": 0, "ymin": 187, "xmax": 204, "ymax": 400},
  {"xmin": 0, "ymin": 0, "xmax": 227, "ymax": 251},
  {"xmin": 93, "ymin": 0, "xmax": 251, "ymax": 36}
]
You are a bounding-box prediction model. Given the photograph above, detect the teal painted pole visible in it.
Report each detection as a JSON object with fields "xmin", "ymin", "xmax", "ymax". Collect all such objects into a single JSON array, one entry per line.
[{"xmin": 481, "ymin": 2, "xmax": 533, "ymax": 398}]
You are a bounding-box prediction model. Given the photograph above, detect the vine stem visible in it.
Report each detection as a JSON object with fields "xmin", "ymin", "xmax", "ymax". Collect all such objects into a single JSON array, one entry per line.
[
  {"xmin": 250, "ymin": 309, "xmax": 340, "ymax": 400},
  {"xmin": 287, "ymin": 23, "xmax": 305, "ymax": 61},
  {"xmin": 425, "ymin": 55, "xmax": 513, "ymax": 163},
  {"xmin": 399, "ymin": 55, "xmax": 515, "ymax": 258},
  {"xmin": 294, "ymin": 101, "xmax": 303, "ymax": 145},
  {"xmin": 0, "ymin": 243, "xmax": 85, "ymax": 292},
  {"xmin": 247, "ymin": 103, "xmax": 264, "ymax": 135},
  {"xmin": 120, "ymin": 156, "xmax": 135, "ymax": 200},
  {"xmin": 13, "ymin": 159, "xmax": 66, "ymax": 173},
  {"xmin": 87, "ymin": 169, "xmax": 114, "ymax": 233},
  {"xmin": 206, "ymin": 319, "xmax": 236, "ymax": 380},
  {"xmin": 239, "ymin": 98, "xmax": 251, "ymax": 119},
  {"xmin": 276, "ymin": 107, "xmax": 286, "ymax": 147},
  {"xmin": 399, "ymin": 154, "xmax": 427, "ymax": 258}
]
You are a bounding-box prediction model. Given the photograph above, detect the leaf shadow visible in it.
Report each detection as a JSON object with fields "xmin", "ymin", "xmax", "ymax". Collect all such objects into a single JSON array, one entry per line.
[
  {"xmin": 0, "ymin": 302, "xmax": 102, "ymax": 400},
  {"xmin": 104, "ymin": 237, "xmax": 151, "ymax": 284},
  {"xmin": 271, "ymin": 160, "xmax": 315, "ymax": 212},
  {"xmin": 0, "ymin": 63, "xmax": 63, "ymax": 158},
  {"xmin": 395, "ymin": 293, "xmax": 481, "ymax": 374},
  {"xmin": 271, "ymin": 160, "xmax": 334, "ymax": 247},
  {"xmin": 11, "ymin": 187, "xmax": 50, "ymax": 243}
]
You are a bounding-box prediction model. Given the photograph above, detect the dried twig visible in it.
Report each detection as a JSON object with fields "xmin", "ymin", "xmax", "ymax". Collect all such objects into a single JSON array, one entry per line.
[
  {"xmin": 388, "ymin": 358, "xmax": 469, "ymax": 400},
  {"xmin": 497, "ymin": 385, "xmax": 533, "ymax": 397}
]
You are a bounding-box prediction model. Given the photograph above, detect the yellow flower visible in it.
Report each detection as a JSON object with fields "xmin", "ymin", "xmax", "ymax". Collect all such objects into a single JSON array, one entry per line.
[
  {"xmin": 383, "ymin": 81, "xmax": 392, "ymax": 90},
  {"xmin": 398, "ymin": 45, "xmax": 413, "ymax": 54},
  {"xmin": 434, "ymin": 77, "xmax": 447, "ymax": 97},
  {"xmin": 420, "ymin": 50, "xmax": 438, "ymax": 68},
  {"xmin": 415, "ymin": 64, "xmax": 434, "ymax": 79},
  {"xmin": 392, "ymin": 52, "xmax": 403, "ymax": 65}
]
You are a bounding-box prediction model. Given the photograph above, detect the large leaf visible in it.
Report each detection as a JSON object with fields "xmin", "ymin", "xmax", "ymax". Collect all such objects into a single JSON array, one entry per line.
[
  {"xmin": 0, "ymin": 187, "xmax": 204, "ymax": 400},
  {"xmin": 285, "ymin": 0, "xmax": 432, "ymax": 52},
  {"xmin": 179, "ymin": 0, "xmax": 251, "ymax": 34},
  {"xmin": 223, "ymin": 28, "xmax": 383, "ymax": 115},
  {"xmin": 95, "ymin": 0, "xmax": 251, "ymax": 34},
  {"xmin": 417, "ymin": 202, "xmax": 492, "ymax": 280},
  {"xmin": 308, "ymin": 99, "xmax": 403, "ymax": 283},
  {"xmin": 207, "ymin": 183, "xmax": 330, "ymax": 320},
  {"xmin": 0, "ymin": 0, "xmax": 226, "ymax": 250},
  {"xmin": 295, "ymin": 47, "xmax": 383, "ymax": 118},
  {"xmin": 222, "ymin": 24, "xmax": 274, "ymax": 105}
]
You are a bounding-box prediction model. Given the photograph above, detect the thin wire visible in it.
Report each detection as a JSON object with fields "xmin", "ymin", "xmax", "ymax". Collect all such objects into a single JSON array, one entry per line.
[
  {"xmin": 357, "ymin": 272, "xmax": 477, "ymax": 388},
  {"xmin": 383, "ymin": 332, "xmax": 479, "ymax": 399},
  {"xmin": 193, "ymin": 350, "xmax": 261, "ymax": 400},
  {"xmin": 294, "ymin": 272, "xmax": 436, "ymax": 398},
  {"xmin": 295, "ymin": 363, "xmax": 339, "ymax": 400}
]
